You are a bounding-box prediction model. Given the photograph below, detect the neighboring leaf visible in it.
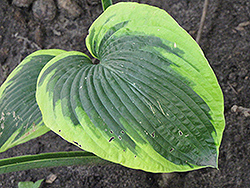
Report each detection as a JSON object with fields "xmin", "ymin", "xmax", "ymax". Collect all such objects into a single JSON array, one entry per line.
[
  {"xmin": 0, "ymin": 151, "xmax": 107, "ymax": 174},
  {"xmin": 36, "ymin": 2, "xmax": 225, "ymax": 172},
  {"xmin": 18, "ymin": 179, "xmax": 44, "ymax": 188},
  {"xmin": 0, "ymin": 49, "xmax": 65, "ymax": 152}
]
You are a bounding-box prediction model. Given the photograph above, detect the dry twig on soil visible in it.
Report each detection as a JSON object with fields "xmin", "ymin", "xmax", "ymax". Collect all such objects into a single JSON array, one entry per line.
[{"xmin": 196, "ymin": 0, "xmax": 209, "ymax": 43}]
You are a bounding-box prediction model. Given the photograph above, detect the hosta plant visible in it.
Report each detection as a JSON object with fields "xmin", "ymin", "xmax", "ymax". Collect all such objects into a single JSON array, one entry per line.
[{"xmin": 0, "ymin": 0, "xmax": 225, "ymax": 174}]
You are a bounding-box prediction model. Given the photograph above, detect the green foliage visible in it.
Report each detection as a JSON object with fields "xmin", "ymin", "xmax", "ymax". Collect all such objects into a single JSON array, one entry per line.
[
  {"xmin": 0, "ymin": 2, "xmax": 225, "ymax": 173},
  {"xmin": 18, "ymin": 179, "xmax": 44, "ymax": 188}
]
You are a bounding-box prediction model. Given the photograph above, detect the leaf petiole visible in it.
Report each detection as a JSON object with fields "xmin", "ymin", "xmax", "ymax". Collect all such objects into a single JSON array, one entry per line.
[{"xmin": 101, "ymin": 0, "xmax": 112, "ymax": 11}]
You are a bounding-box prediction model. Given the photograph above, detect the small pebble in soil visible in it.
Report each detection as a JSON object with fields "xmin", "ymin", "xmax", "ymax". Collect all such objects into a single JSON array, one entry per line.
[
  {"xmin": 12, "ymin": 0, "xmax": 34, "ymax": 7},
  {"xmin": 57, "ymin": 0, "xmax": 82, "ymax": 19},
  {"xmin": 46, "ymin": 173, "xmax": 57, "ymax": 184},
  {"xmin": 32, "ymin": 0, "xmax": 57, "ymax": 22}
]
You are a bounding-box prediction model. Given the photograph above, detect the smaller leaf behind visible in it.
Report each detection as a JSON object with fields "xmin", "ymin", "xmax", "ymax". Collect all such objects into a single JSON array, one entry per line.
[{"xmin": 0, "ymin": 49, "xmax": 65, "ymax": 153}]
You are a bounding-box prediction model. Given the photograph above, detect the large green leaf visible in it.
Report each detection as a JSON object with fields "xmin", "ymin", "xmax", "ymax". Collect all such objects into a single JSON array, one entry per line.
[
  {"xmin": 0, "ymin": 49, "xmax": 65, "ymax": 152},
  {"xmin": 36, "ymin": 2, "xmax": 225, "ymax": 172}
]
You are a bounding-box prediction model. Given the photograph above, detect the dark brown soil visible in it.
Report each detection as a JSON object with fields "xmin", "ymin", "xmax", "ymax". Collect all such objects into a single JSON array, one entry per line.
[{"xmin": 0, "ymin": 0, "xmax": 250, "ymax": 187}]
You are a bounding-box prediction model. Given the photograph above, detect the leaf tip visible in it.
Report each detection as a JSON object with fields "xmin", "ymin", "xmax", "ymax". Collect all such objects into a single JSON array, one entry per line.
[{"xmin": 204, "ymin": 153, "xmax": 218, "ymax": 169}]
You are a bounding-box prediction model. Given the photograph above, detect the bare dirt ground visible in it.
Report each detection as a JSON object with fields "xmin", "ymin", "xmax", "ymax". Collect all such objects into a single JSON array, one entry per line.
[{"xmin": 0, "ymin": 0, "xmax": 249, "ymax": 187}]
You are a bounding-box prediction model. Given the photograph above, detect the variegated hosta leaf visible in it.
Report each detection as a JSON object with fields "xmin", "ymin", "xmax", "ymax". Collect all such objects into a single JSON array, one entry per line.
[
  {"xmin": 0, "ymin": 49, "xmax": 65, "ymax": 152},
  {"xmin": 36, "ymin": 2, "xmax": 225, "ymax": 172}
]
